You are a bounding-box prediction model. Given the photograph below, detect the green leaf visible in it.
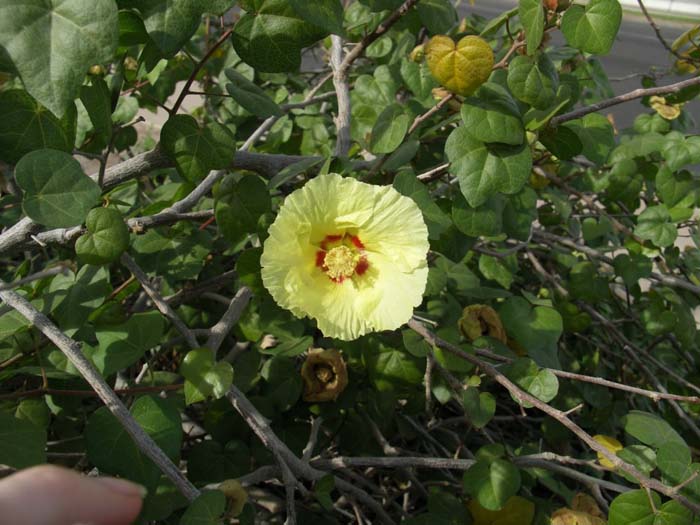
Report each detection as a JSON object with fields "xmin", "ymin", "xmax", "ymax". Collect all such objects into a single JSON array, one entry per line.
[
  {"xmin": 661, "ymin": 132, "xmax": 700, "ymax": 172},
  {"xmin": 289, "ymin": 0, "xmax": 344, "ymax": 36},
  {"xmin": 0, "ymin": 411, "xmax": 46, "ymax": 468},
  {"xmin": 656, "ymin": 166, "xmax": 697, "ymax": 208},
  {"xmin": 498, "ymin": 297, "xmax": 563, "ymax": 368},
  {"xmin": 215, "ymin": 174, "xmax": 271, "ymax": 244},
  {"xmin": 187, "ymin": 440, "xmax": 251, "ymax": 485},
  {"xmin": 131, "ymin": 0, "xmax": 207, "ymax": 56},
  {"xmin": 46, "ymin": 264, "xmax": 111, "ymax": 332},
  {"xmin": 160, "ymin": 115, "xmax": 236, "ymax": 182},
  {"xmin": 452, "ymin": 193, "xmax": 504, "ymax": 238},
  {"xmin": 507, "ymin": 53, "xmax": 558, "ymax": 110},
  {"xmin": 539, "ymin": 125, "xmax": 582, "ymax": 160},
  {"xmin": 569, "ymin": 261, "xmax": 609, "ymax": 302},
  {"xmin": 180, "ymin": 348, "xmax": 234, "ymax": 405},
  {"xmin": 609, "ymin": 489, "xmax": 659, "ymax": 525},
  {"xmin": 463, "ymin": 389, "xmax": 496, "ymax": 429},
  {"xmin": 479, "ymin": 254, "xmax": 514, "ymax": 289},
  {"xmin": 463, "ymin": 459, "xmax": 521, "ymax": 511},
  {"xmin": 80, "ymin": 77, "xmax": 113, "ymax": 142},
  {"xmin": 416, "ymin": 0, "xmax": 458, "ymax": 34},
  {"xmin": 613, "ymin": 254, "xmax": 652, "ymax": 288},
  {"xmin": 656, "ymin": 442, "xmax": 691, "ymax": 481},
  {"xmin": 225, "ymin": 69, "xmax": 283, "ymax": 118},
  {"xmin": 75, "ymin": 207, "xmax": 130, "ymax": 265},
  {"xmin": 179, "ymin": 491, "xmax": 226, "ymax": 525},
  {"xmin": 393, "ymin": 172, "xmax": 452, "ymax": 240},
  {"xmin": 635, "ymin": 205, "xmax": 677, "ymax": 248},
  {"xmin": 568, "ymin": 113, "xmax": 615, "ymax": 165},
  {"xmin": 369, "ymin": 104, "xmax": 410, "ymax": 154},
  {"xmin": 445, "ymin": 126, "xmax": 532, "ymax": 208},
  {"xmin": 0, "ymin": 0, "xmax": 118, "ymax": 117},
  {"xmin": 91, "ymin": 311, "xmax": 165, "ymax": 376},
  {"xmin": 366, "ymin": 346, "xmax": 425, "ymax": 393},
  {"xmin": 15, "ymin": 399, "xmax": 51, "ymax": 429},
  {"xmin": 609, "ymin": 132, "xmax": 665, "ymax": 164},
  {"xmin": 15, "ymin": 149, "xmax": 101, "ymax": 228},
  {"xmin": 561, "ymin": 0, "xmax": 622, "ymax": 55},
  {"xmin": 461, "ymin": 83, "xmax": 524, "ymax": 146},
  {"xmin": 86, "ymin": 395, "xmax": 182, "ymax": 490},
  {"xmin": 232, "ymin": 1, "xmax": 327, "ymax": 72},
  {"xmin": 623, "ymin": 410, "xmax": 686, "ymax": 448},
  {"xmin": 519, "ymin": 0, "xmax": 544, "ymax": 55},
  {"xmin": 655, "ymin": 501, "xmax": 694, "ymax": 525},
  {"xmin": 0, "ymin": 90, "xmax": 73, "ymax": 163},
  {"xmin": 503, "ymin": 357, "xmax": 559, "ymax": 407}
]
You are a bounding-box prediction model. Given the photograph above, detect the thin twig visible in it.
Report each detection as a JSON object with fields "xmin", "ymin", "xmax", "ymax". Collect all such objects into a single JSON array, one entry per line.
[
  {"xmin": 330, "ymin": 35, "xmax": 351, "ymax": 157},
  {"xmin": 551, "ymin": 76, "xmax": 700, "ymax": 126},
  {"xmin": 408, "ymin": 318, "xmax": 700, "ymax": 513},
  {"xmin": 120, "ymin": 253, "xmax": 199, "ymax": 349},
  {"xmin": 204, "ymin": 287, "xmax": 253, "ymax": 354}
]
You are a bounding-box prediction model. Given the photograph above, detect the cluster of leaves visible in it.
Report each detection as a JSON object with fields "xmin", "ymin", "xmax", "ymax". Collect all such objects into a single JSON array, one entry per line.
[{"xmin": 1, "ymin": 0, "xmax": 700, "ymax": 523}]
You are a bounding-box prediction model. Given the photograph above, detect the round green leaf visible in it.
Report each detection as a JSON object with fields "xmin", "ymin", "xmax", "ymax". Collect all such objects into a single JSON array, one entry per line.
[
  {"xmin": 180, "ymin": 490, "xmax": 226, "ymax": 525},
  {"xmin": 15, "ymin": 149, "xmax": 101, "ymax": 227},
  {"xmin": 0, "ymin": 0, "xmax": 118, "ymax": 117},
  {"xmin": 0, "ymin": 411, "xmax": 46, "ymax": 468},
  {"xmin": 463, "ymin": 459, "xmax": 521, "ymax": 511},
  {"xmin": 85, "ymin": 395, "xmax": 182, "ymax": 490},
  {"xmin": 609, "ymin": 489, "xmax": 659, "ymax": 525},
  {"xmin": 215, "ymin": 174, "xmax": 271, "ymax": 244},
  {"xmin": 561, "ymin": 0, "xmax": 622, "ymax": 56},
  {"xmin": 503, "ymin": 357, "xmax": 559, "ymax": 407},
  {"xmin": 452, "ymin": 193, "xmax": 504, "ymax": 238},
  {"xmin": 507, "ymin": 53, "xmax": 559, "ymax": 110},
  {"xmin": 75, "ymin": 207, "xmax": 130, "ymax": 265},
  {"xmin": 461, "ymin": 83, "xmax": 524, "ymax": 146},
  {"xmin": 369, "ymin": 104, "xmax": 410, "ymax": 154},
  {"xmin": 289, "ymin": 0, "xmax": 345, "ymax": 36},
  {"xmin": 445, "ymin": 126, "xmax": 532, "ymax": 208},
  {"xmin": 463, "ymin": 389, "xmax": 496, "ymax": 429},
  {"xmin": 160, "ymin": 115, "xmax": 236, "ymax": 182},
  {"xmin": 225, "ymin": 69, "xmax": 283, "ymax": 118},
  {"xmin": 180, "ymin": 348, "xmax": 234, "ymax": 406},
  {"xmin": 0, "ymin": 90, "xmax": 73, "ymax": 164},
  {"xmin": 634, "ymin": 205, "xmax": 677, "ymax": 248}
]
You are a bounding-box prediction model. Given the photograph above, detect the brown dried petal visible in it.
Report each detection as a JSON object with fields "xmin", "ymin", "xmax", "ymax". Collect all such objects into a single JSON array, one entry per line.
[
  {"xmin": 301, "ymin": 348, "xmax": 348, "ymax": 402},
  {"xmin": 458, "ymin": 304, "xmax": 507, "ymax": 344},
  {"xmin": 219, "ymin": 479, "xmax": 248, "ymax": 517}
]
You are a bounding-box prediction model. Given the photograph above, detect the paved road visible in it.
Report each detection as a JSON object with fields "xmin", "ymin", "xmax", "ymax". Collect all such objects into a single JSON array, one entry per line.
[{"xmin": 461, "ymin": 0, "xmax": 699, "ymax": 130}]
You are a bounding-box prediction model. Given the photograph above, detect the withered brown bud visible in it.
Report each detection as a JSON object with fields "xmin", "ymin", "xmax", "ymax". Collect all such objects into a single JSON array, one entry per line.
[
  {"xmin": 458, "ymin": 305, "xmax": 507, "ymax": 344},
  {"xmin": 301, "ymin": 348, "xmax": 348, "ymax": 402},
  {"xmin": 219, "ymin": 479, "xmax": 248, "ymax": 517}
]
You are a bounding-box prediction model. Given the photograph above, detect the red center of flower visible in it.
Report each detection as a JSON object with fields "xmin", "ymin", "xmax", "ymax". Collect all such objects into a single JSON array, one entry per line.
[{"xmin": 315, "ymin": 233, "xmax": 369, "ymax": 283}]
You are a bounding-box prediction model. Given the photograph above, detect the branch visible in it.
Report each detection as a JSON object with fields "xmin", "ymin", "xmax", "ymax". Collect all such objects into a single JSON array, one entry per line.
[
  {"xmin": 408, "ymin": 318, "xmax": 700, "ymax": 513},
  {"xmin": 330, "ymin": 35, "xmax": 351, "ymax": 157},
  {"xmin": 551, "ymin": 76, "xmax": 700, "ymax": 126},
  {"xmin": 120, "ymin": 253, "xmax": 199, "ymax": 350},
  {"xmin": 204, "ymin": 287, "xmax": 253, "ymax": 353},
  {"xmin": 226, "ymin": 385, "xmax": 397, "ymax": 525},
  {"xmin": 0, "ymin": 287, "xmax": 199, "ymax": 501}
]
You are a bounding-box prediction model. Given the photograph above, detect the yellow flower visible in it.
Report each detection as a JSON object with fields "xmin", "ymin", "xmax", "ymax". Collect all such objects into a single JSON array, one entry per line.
[{"xmin": 261, "ymin": 174, "xmax": 429, "ymax": 340}]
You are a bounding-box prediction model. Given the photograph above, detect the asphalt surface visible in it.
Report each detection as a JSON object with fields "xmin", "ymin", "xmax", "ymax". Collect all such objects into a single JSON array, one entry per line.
[{"xmin": 461, "ymin": 0, "xmax": 700, "ymax": 130}]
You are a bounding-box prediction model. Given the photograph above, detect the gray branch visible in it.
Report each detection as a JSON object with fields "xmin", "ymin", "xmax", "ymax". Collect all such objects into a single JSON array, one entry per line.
[
  {"xmin": 205, "ymin": 286, "xmax": 253, "ymax": 353},
  {"xmin": 0, "ymin": 287, "xmax": 200, "ymax": 501}
]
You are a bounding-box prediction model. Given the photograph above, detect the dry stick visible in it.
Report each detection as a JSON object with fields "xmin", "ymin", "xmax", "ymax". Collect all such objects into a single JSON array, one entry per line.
[
  {"xmin": 0, "ymin": 265, "xmax": 70, "ymax": 291},
  {"xmin": 472, "ymin": 345, "xmax": 700, "ymax": 405},
  {"xmin": 551, "ymin": 76, "xmax": 700, "ymax": 126},
  {"xmin": 408, "ymin": 94, "xmax": 455, "ymax": 135},
  {"xmin": 240, "ymin": 73, "xmax": 334, "ymax": 152},
  {"xmin": 533, "ymin": 230, "xmax": 700, "ymax": 297},
  {"xmin": 0, "ymin": 383, "xmax": 184, "ymax": 401},
  {"xmin": 407, "ymin": 318, "xmax": 700, "ymax": 513},
  {"xmin": 120, "ymin": 253, "xmax": 199, "ymax": 350},
  {"xmin": 302, "ymin": 417, "xmax": 324, "ymax": 462},
  {"xmin": 0, "ymin": 287, "xmax": 199, "ymax": 501},
  {"xmin": 226, "ymin": 385, "xmax": 397, "ymax": 525},
  {"xmin": 204, "ymin": 286, "xmax": 253, "ymax": 354},
  {"xmin": 171, "ymin": 28, "xmax": 233, "ymax": 114},
  {"xmin": 577, "ymin": 303, "xmax": 700, "ymax": 441},
  {"xmin": 636, "ymin": 0, "xmax": 688, "ymax": 62},
  {"xmin": 330, "ymin": 35, "xmax": 352, "ymax": 157}
]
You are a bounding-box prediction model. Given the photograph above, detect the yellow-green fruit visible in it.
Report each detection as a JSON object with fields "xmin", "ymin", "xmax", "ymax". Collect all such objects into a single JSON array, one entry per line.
[{"xmin": 425, "ymin": 35, "xmax": 494, "ymax": 96}]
